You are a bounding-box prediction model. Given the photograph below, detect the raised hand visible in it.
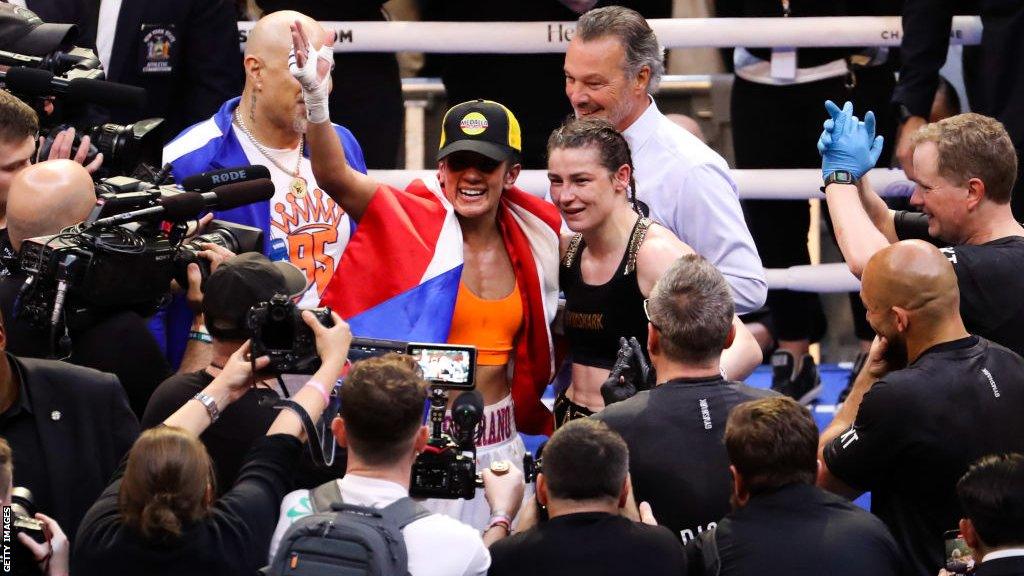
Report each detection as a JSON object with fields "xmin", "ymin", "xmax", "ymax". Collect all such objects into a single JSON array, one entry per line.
[
  {"xmin": 288, "ymin": 20, "xmax": 336, "ymax": 123},
  {"xmin": 819, "ymin": 100, "xmax": 885, "ymax": 181}
]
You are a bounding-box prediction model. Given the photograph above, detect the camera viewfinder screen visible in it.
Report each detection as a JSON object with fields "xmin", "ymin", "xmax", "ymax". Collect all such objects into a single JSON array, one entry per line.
[{"xmin": 408, "ymin": 344, "xmax": 476, "ymax": 389}]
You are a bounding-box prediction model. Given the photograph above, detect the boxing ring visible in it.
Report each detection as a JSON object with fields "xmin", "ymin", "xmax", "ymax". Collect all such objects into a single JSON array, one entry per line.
[{"xmin": 240, "ymin": 16, "xmax": 983, "ymax": 294}]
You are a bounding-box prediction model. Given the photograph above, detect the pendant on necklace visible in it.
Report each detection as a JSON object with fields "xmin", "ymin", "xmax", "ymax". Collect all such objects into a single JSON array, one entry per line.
[{"xmin": 290, "ymin": 176, "xmax": 308, "ymax": 199}]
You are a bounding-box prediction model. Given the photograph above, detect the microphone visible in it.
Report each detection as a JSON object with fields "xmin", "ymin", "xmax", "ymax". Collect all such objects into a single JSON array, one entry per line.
[
  {"xmin": 2, "ymin": 67, "xmax": 146, "ymax": 109},
  {"xmin": 451, "ymin": 390, "xmax": 483, "ymax": 451},
  {"xmin": 179, "ymin": 165, "xmax": 271, "ymax": 192},
  {"xmin": 198, "ymin": 178, "xmax": 274, "ymax": 211},
  {"xmin": 91, "ymin": 192, "xmax": 205, "ymax": 227}
]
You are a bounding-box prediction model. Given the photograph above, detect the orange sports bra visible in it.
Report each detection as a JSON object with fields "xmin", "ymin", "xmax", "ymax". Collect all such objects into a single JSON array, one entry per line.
[{"xmin": 448, "ymin": 280, "xmax": 523, "ymax": 366}]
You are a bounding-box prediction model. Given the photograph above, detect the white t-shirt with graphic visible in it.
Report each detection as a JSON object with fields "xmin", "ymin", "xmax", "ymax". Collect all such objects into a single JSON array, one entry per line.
[{"xmin": 232, "ymin": 126, "xmax": 351, "ymax": 307}]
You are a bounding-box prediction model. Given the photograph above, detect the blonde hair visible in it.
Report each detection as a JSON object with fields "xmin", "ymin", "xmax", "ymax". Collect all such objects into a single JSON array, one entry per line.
[{"xmin": 911, "ymin": 113, "xmax": 1018, "ymax": 204}]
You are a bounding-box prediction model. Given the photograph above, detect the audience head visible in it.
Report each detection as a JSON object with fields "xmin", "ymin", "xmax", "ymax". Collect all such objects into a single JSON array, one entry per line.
[
  {"xmin": 537, "ymin": 418, "xmax": 629, "ymax": 511},
  {"xmin": 565, "ymin": 6, "xmax": 663, "ymax": 131},
  {"xmin": 0, "ymin": 437, "xmax": 11, "ymax": 505},
  {"xmin": 0, "ymin": 90, "xmax": 39, "ymax": 211},
  {"xmin": 909, "ymin": 113, "xmax": 1017, "ymax": 243},
  {"xmin": 436, "ymin": 99, "xmax": 522, "ymax": 221},
  {"xmin": 725, "ymin": 396, "xmax": 818, "ymax": 507},
  {"xmin": 546, "ymin": 117, "xmax": 638, "ymax": 231},
  {"xmin": 7, "ymin": 159, "xmax": 95, "ymax": 251},
  {"xmin": 334, "ymin": 353, "xmax": 428, "ymax": 467},
  {"xmin": 666, "ymin": 113, "xmax": 707, "ymax": 142},
  {"xmin": 645, "ymin": 254, "xmax": 735, "ymax": 369},
  {"xmin": 860, "ymin": 240, "xmax": 962, "ymax": 358},
  {"xmin": 930, "ymin": 76, "xmax": 962, "ymax": 122},
  {"xmin": 956, "ymin": 453, "xmax": 1024, "ymax": 555},
  {"xmin": 243, "ymin": 10, "xmax": 328, "ymax": 134},
  {"xmin": 202, "ymin": 253, "xmax": 307, "ymax": 342},
  {"xmin": 119, "ymin": 426, "xmax": 216, "ymax": 543}
]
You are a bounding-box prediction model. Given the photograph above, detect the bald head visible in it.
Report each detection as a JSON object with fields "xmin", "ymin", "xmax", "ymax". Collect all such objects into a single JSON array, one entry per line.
[
  {"xmin": 862, "ymin": 240, "xmax": 961, "ymax": 327},
  {"xmin": 245, "ymin": 10, "xmax": 324, "ymax": 62},
  {"xmin": 8, "ymin": 160, "xmax": 96, "ymax": 251}
]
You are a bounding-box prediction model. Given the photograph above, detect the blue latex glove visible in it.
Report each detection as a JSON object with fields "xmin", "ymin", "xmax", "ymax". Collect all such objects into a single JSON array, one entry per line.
[{"xmin": 818, "ymin": 100, "xmax": 884, "ymax": 181}]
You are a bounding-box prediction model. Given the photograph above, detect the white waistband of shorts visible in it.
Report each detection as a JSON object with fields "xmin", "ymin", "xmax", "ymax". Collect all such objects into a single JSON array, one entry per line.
[
  {"xmin": 734, "ymin": 47, "xmax": 888, "ymax": 86},
  {"xmin": 443, "ymin": 394, "xmax": 517, "ymax": 448}
]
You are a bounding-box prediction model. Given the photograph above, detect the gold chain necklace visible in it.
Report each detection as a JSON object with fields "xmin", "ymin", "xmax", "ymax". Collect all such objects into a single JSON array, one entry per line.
[{"xmin": 233, "ymin": 108, "xmax": 308, "ymax": 199}]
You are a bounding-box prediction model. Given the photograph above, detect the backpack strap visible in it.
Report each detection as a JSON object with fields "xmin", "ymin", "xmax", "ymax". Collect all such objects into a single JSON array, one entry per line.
[
  {"xmin": 380, "ymin": 497, "xmax": 432, "ymax": 528},
  {"xmin": 309, "ymin": 480, "xmax": 343, "ymax": 514}
]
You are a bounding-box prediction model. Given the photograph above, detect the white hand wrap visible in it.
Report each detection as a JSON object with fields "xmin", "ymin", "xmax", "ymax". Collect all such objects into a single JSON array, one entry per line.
[{"xmin": 288, "ymin": 41, "xmax": 333, "ymax": 124}]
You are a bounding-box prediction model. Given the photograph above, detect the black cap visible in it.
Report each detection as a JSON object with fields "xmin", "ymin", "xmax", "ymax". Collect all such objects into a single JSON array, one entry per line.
[
  {"xmin": 202, "ymin": 253, "xmax": 308, "ymax": 340},
  {"xmin": 437, "ymin": 99, "xmax": 522, "ymax": 163},
  {"xmin": 0, "ymin": 4, "xmax": 77, "ymax": 57}
]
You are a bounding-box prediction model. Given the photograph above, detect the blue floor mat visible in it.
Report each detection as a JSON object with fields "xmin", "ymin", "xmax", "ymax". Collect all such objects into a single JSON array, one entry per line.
[{"xmin": 523, "ymin": 364, "xmax": 872, "ymax": 511}]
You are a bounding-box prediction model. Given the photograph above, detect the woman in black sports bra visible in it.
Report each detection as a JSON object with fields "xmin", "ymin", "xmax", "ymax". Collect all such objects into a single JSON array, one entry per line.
[{"xmin": 547, "ymin": 119, "xmax": 762, "ymax": 427}]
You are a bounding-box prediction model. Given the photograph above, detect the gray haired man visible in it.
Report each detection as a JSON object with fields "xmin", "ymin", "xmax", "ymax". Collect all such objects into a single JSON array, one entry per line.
[
  {"xmin": 594, "ymin": 254, "xmax": 777, "ymax": 543},
  {"xmin": 563, "ymin": 6, "xmax": 766, "ymax": 315}
]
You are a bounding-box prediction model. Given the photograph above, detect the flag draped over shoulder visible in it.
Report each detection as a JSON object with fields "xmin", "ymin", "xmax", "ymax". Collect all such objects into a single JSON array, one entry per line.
[{"xmin": 320, "ymin": 178, "xmax": 562, "ymax": 435}]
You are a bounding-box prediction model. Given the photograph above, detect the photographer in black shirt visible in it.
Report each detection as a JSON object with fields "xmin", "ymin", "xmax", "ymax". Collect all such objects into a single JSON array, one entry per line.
[
  {"xmin": 594, "ymin": 254, "xmax": 776, "ymax": 543},
  {"xmin": 818, "ymin": 103, "xmax": 1024, "ymax": 359},
  {"xmin": 142, "ymin": 252, "xmax": 345, "ymax": 492},
  {"xmin": 818, "ymin": 240, "xmax": 1024, "ymax": 576},
  {"xmin": 685, "ymin": 396, "xmax": 902, "ymax": 576},
  {"xmin": 488, "ymin": 419, "xmax": 686, "ymax": 576}
]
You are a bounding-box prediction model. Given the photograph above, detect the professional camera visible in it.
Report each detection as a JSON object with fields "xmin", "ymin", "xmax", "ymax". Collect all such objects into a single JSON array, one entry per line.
[
  {"xmin": 15, "ymin": 173, "xmax": 271, "ymax": 356},
  {"xmin": 37, "ymin": 118, "xmax": 164, "ymax": 179},
  {"xmin": 248, "ymin": 294, "xmax": 334, "ymax": 374},
  {"xmin": 172, "ymin": 221, "xmax": 263, "ymax": 291},
  {"xmin": 10, "ymin": 487, "xmax": 46, "ymax": 575},
  {"xmin": 409, "ymin": 387, "xmax": 483, "ymax": 499}
]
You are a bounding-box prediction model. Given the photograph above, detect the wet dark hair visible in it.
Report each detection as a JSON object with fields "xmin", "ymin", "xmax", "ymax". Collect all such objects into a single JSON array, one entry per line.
[{"xmin": 547, "ymin": 118, "xmax": 641, "ymax": 214}]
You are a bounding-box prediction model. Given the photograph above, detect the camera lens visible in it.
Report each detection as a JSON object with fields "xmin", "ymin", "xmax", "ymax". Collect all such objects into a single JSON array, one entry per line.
[{"xmin": 270, "ymin": 306, "xmax": 288, "ymax": 322}]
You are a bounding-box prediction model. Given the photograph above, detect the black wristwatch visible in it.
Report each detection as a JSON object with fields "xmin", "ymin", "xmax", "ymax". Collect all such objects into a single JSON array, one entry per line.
[{"xmin": 823, "ymin": 170, "xmax": 855, "ymax": 188}]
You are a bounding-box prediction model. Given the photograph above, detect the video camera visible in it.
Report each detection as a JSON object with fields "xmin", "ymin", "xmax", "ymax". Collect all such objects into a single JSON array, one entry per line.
[
  {"xmin": 15, "ymin": 172, "xmax": 272, "ymax": 356},
  {"xmin": 9, "ymin": 487, "xmax": 46, "ymax": 576}
]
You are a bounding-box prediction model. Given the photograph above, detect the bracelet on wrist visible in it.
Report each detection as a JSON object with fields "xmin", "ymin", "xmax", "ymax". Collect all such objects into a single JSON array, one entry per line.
[
  {"xmin": 486, "ymin": 512, "xmax": 512, "ymax": 534},
  {"xmin": 303, "ymin": 379, "xmax": 331, "ymax": 404},
  {"xmin": 193, "ymin": 392, "xmax": 220, "ymax": 423},
  {"xmin": 188, "ymin": 330, "xmax": 212, "ymax": 344}
]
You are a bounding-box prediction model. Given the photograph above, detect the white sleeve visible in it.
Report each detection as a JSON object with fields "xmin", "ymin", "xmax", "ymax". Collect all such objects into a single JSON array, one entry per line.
[
  {"xmin": 268, "ymin": 489, "xmax": 314, "ymax": 564},
  {"xmin": 462, "ymin": 538, "xmax": 491, "ymax": 576},
  {"xmin": 653, "ymin": 162, "xmax": 767, "ymax": 314}
]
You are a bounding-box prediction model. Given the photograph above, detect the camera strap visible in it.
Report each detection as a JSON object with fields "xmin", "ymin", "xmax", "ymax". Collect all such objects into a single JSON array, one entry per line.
[{"xmin": 272, "ymin": 396, "xmax": 341, "ymax": 468}]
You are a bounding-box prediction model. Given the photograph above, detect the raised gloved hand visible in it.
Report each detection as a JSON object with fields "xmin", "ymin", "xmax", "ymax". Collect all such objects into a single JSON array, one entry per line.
[
  {"xmin": 288, "ymin": 20, "xmax": 335, "ymax": 124},
  {"xmin": 818, "ymin": 100, "xmax": 885, "ymax": 181},
  {"xmin": 600, "ymin": 337, "xmax": 654, "ymax": 406}
]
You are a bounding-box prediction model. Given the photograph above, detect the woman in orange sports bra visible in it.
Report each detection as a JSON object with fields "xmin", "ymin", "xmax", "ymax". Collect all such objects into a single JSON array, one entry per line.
[{"xmin": 547, "ymin": 119, "xmax": 763, "ymax": 427}]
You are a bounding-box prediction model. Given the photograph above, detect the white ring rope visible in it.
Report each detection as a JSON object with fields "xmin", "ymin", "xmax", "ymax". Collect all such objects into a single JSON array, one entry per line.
[
  {"xmin": 367, "ymin": 168, "xmax": 910, "ymax": 201},
  {"xmin": 367, "ymin": 168, "xmax": 905, "ymax": 292},
  {"xmin": 238, "ymin": 16, "xmax": 981, "ymax": 53}
]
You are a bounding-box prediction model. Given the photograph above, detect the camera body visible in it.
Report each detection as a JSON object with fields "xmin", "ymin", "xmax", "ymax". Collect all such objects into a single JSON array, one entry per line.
[
  {"xmin": 409, "ymin": 387, "xmax": 482, "ymax": 500},
  {"xmin": 172, "ymin": 220, "xmax": 263, "ymax": 291},
  {"xmin": 248, "ymin": 294, "xmax": 333, "ymax": 374},
  {"xmin": 410, "ymin": 436, "xmax": 478, "ymax": 500},
  {"xmin": 10, "ymin": 487, "xmax": 46, "ymax": 575}
]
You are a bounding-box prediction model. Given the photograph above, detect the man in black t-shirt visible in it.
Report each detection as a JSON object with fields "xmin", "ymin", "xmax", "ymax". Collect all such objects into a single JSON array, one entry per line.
[
  {"xmin": 489, "ymin": 418, "xmax": 686, "ymax": 576},
  {"xmin": 820, "ymin": 108, "xmax": 1024, "ymax": 358},
  {"xmin": 686, "ymin": 397, "xmax": 903, "ymax": 576},
  {"xmin": 818, "ymin": 240, "xmax": 1024, "ymax": 576},
  {"xmin": 595, "ymin": 255, "xmax": 776, "ymax": 543},
  {"xmin": 142, "ymin": 252, "xmax": 345, "ymax": 492}
]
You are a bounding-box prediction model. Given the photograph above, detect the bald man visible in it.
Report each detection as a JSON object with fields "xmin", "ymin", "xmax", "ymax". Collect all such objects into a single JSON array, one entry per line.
[
  {"xmin": 157, "ymin": 10, "xmax": 367, "ymax": 368},
  {"xmin": 0, "ymin": 160, "xmax": 171, "ymax": 417},
  {"xmin": 816, "ymin": 240, "xmax": 1024, "ymax": 576}
]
